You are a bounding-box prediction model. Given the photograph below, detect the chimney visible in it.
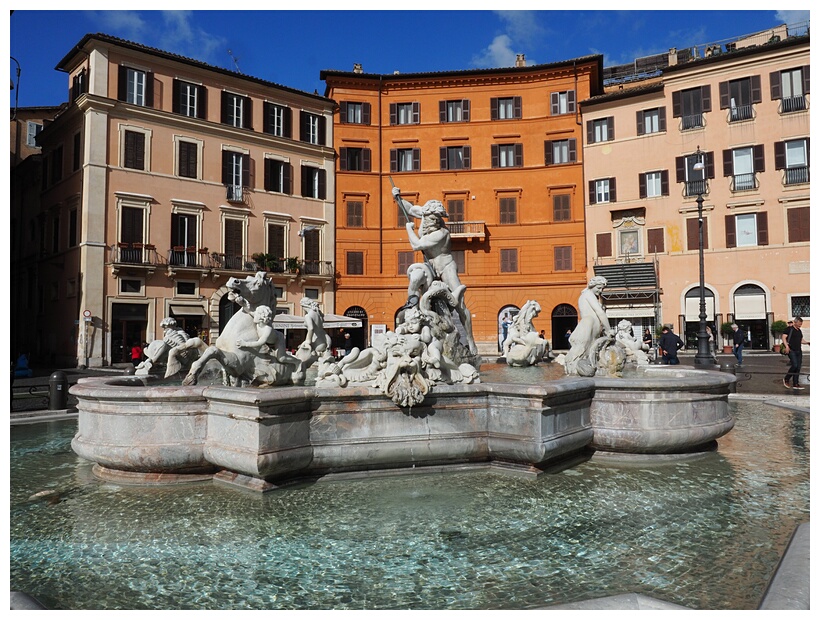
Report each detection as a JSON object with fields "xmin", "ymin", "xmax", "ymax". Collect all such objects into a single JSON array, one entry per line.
[
  {"xmin": 515, "ymin": 54, "xmax": 526, "ymax": 67},
  {"xmin": 668, "ymin": 48, "xmax": 678, "ymax": 66},
  {"xmin": 353, "ymin": 63, "xmax": 363, "ymax": 74}
]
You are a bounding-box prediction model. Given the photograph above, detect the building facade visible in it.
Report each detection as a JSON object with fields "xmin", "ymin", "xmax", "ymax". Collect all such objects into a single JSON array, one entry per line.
[
  {"xmin": 581, "ymin": 29, "xmax": 810, "ymax": 350},
  {"xmin": 322, "ymin": 55, "xmax": 603, "ymax": 353},
  {"xmin": 32, "ymin": 33, "xmax": 336, "ymax": 367}
]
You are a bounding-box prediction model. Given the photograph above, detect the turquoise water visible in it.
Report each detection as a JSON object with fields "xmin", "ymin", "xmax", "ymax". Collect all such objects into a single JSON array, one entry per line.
[{"xmin": 10, "ymin": 401, "xmax": 808, "ymax": 610}]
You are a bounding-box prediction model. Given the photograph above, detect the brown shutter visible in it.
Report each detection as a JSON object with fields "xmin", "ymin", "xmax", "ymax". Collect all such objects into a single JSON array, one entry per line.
[
  {"xmin": 787, "ymin": 206, "xmax": 810, "ymax": 242},
  {"xmin": 268, "ymin": 224, "xmax": 285, "ymax": 257},
  {"xmin": 318, "ymin": 169, "xmax": 326, "ymax": 200},
  {"xmin": 222, "ymin": 150, "xmax": 231, "ymax": 184},
  {"xmin": 389, "ymin": 149, "xmax": 397, "ymax": 173},
  {"xmin": 224, "ymin": 219, "xmax": 243, "ymax": 258},
  {"xmin": 756, "ymin": 211, "xmax": 768, "ymax": 245},
  {"xmin": 672, "ymin": 91, "xmax": 681, "ymax": 117},
  {"xmin": 586, "ymin": 120, "xmax": 593, "ymax": 143},
  {"xmin": 339, "ymin": 147, "xmax": 348, "ymax": 171},
  {"xmin": 412, "ymin": 102, "xmax": 420, "ymax": 124},
  {"xmin": 636, "ymin": 110, "xmax": 644, "ymax": 135},
  {"xmin": 725, "ymin": 215, "xmax": 736, "ymax": 248},
  {"xmin": 318, "ymin": 116, "xmax": 326, "ymax": 145},
  {"xmin": 802, "ymin": 66, "xmax": 810, "ymax": 93},
  {"xmin": 439, "ymin": 101, "xmax": 446, "ymax": 122},
  {"xmin": 661, "ymin": 170, "xmax": 669, "ymax": 195},
  {"xmin": 263, "ymin": 102, "xmax": 272, "ymax": 133},
  {"xmin": 389, "ymin": 103, "xmax": 397, "ymax": 125},
  {"xmin": 723, "ymin": 149, "xmax": 733, "ymax": 177},
  {"xmin": 362, "ymin": 102, "xmax": 371, "ymax": 125},
  {"xmin": 705, "ymin": 151, "xmax": 715, "ymax": 179},
  {"xmin": 514, "ymin": 143, "xmax": 523, "ymax": 167},
  {"xmin": 701, "ymin": 85, "xmax": 711, "ymax": 112},
  {"xmin": 412, "ymin": 149, "xmax": 420, "ymax": 171},
  {"xmin": 299, "ymin": 111, "xmax": 307, "ymax": 141},
  {"xmin": 596, "ymin": 233, "xmax": 612, "ymax": 257},
  {"xmin": 490, "ymin": 97, "xmax": 498, "ymax": 120},
  {"xmin": 588, "ymin": 180, "xmax": 596, "ymax": 205},
  {"xmin": 550, "ymin": 92, "xmax": 558, "ymax": 115},
  {"xmin": 244, "ymin": 96, "xmax": 253, "ymax": 130},
  {"xmin": 568, "ymin": 138, "xmax": 576, "ymax": 162},
  {"xmin": 440, "ymin": 147, "xmax": 447, "ymax": 170},
  {"xmin": 117, "ymin": 65, "xmax": 127, "ymax": 101},
  {"xmin": 363, "ymin": 148, "xmax": 371, "ymax": 172},
  {"xmin": 221, "ymin": 91, "xmax": 230, "ymax": 124},
  {"xmin": 242, "ymin": 154, "xmax": 251, "ymax": 188},
  {"xmin": 283, "ymin": 107, "xmax": 292, "ymax": 138},
  {"xmin": 639, "ymin": 173, "xmax": 647, "ymax": 199},
  {"xmin": 145, "ymin": 72, "xmax": 154, "ymax": 107},
  {"xmin": 658, "ymin": 107, "xmax": 666, "ymax": 131},
  {"xmin": 339, "ymin": 101, "xmax": 347, "ymax": 123},
  {"xmin": 567, "ymin": 90, "xmax": 575, "ymax": 112},
  {"xmin": 751, "ymin": 75, "xmax": 762, "ymax": 103},
  {"xmin": 283, "ymin": 163, "xmax": 292, "ymax": 194},
  {"xmin": 304, "ymin": 229, "xmax": 320, "ymax": 262},
  {"xmin": 770, "ymin": 71, "xmax": 782, "ymax": 99},
  {"xmin": 264, "ymin": 158, "xmax": 272, "ymax": 190},
  {"xmin": 675, "ymin": 156, "xmax": 685, "ymax": 183},
  {"xmin": 719, "ymin": 81, "xmax": 729, "ymax": 109},
  {"xmin": 607, "ymin": 116, "xmax": 614, "ymax": 140},
  {"xmin": 544, "ymin": 141, "xmax": 553, "ymax": 165},
  {"xmin": 462, "ymin": 145, "xmax": 471, "ymax": 169},
  {"xmin": 198, "ymin": 85, "xmax": 207, "ymax": 119},
  {"xmin": 647, "ymin": 228, "xmax": 665, "ymax": 253},
  {"xmin": 173, "ymin": 79, "xmax": 180, "ymax": 113},
  {"xmin": 462, "ymin": 99, "xmax": 470, "ymax": 121},
  {"xmin": 514, "ymin": 96, "xmax": 521, "ymax": 118},
  {"xmin": 774, "ymin": 141, "xmax": 786, "ymax": 169},
  {"xmin": 609, "ymin": 177, "xmax": 616, "ymax": 202},
  {"xmin": 686, "ymin": 218, "xmax": 701, "ymax": 251},
  {"xmin": 491, "ymin": 144, "xmax": 499, "ymax": 168},
  {"xmin": 753, "ymin": 144, "xmax": 765, "ymax": 172}
]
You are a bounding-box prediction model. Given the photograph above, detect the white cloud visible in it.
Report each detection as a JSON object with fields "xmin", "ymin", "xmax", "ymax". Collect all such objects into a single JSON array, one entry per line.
[
  {"xmin": 472, "ymin": 34, "xmax": 519, "ymax": 68},
  {"xmin": 494, "ymin": 10, "xmax": 545, "ymax": 45},
  {"xmin": 88, "ymin": 10, "xmax": 147, "ymax": 41},
  {"xmin": 156, "ymin": 11, "xmax": 228, "ymax": 64},
  {"xmin": 775, "ymin": 10, "xmax": 810, "ymax": 26}
]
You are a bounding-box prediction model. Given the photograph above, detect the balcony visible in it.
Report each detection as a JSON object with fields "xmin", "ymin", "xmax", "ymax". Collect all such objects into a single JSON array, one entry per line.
[
  {"xmin": 731, "ymin": 173, "xmax": 758, "ymax": 192},
  {"xmin": 680, "ymin": 114, "xmax": 704, "ymax": 130},
  {"xmin": 448, "ymin": 220, "xmax": 486, "ymax": 239},
  {"xmin": 784, "ymin": 166, "xmax": 809, "ymax": 186},
  {"xmin": 684, "ymin": 179, "xmax": 708, "ymax": 198},
  {"xmin": 226, "ymin": 185, "xmax": 246, "ymax": 203},
  {"xmin": 168, "ymin": 246, "xmax": 207, "ymax": 268},
  {"xmin": 781, "ymin": 96, "xmax": 807, "ymax": 113},
  {"xmin": 111, "ymin": 242, "xmax": 158, "ymax": 265},
  {"xmin": 301, "ymin": 260, "xmax": 335, "ymax": 278},
  {"xmin": 728, "ymin": 104, "xmax": 754, "ymax": 122}
]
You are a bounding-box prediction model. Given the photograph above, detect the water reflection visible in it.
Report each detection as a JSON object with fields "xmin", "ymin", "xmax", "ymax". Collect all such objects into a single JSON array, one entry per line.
[{"xmin": 10, "ymin": 402, "xmax": 808, "ymax": 610}]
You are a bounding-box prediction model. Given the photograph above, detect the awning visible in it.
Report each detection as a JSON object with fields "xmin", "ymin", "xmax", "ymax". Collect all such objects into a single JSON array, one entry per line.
[
  {"xmin": 273, "ymin": 313, "xmax": 362, "ymax": 329},
  {"xmin": 170, "ymin": 305, "xmax": 207, "ymax": 316}
]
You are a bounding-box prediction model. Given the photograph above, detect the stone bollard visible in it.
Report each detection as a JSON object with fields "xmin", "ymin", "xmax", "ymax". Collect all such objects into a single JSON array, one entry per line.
[{"xmin": 48, "ymin": 371, "xmax": 69, "ymax": 410}]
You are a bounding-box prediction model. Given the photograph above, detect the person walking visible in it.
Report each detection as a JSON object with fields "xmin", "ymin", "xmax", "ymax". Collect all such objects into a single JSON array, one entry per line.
[
  {"xmin": 782, "ymin": 317, "xmax": 809, "ymax": 389},
  {"xmin": 658, "ymin": 325, "xmax": 684, "ymax": 365},
  {"xmin": 130, "ymin": 342, "xmax": 143, "ymax": 367},
  {"xmin": 731, "ymin": 323, "xmax": 745, "ymax": 365}
]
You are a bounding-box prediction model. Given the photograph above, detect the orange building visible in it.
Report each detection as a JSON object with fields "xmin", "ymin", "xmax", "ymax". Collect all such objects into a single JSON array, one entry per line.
[{"xmin": 322, "ymin": 55, "xmax": 603, "ymax": 354}]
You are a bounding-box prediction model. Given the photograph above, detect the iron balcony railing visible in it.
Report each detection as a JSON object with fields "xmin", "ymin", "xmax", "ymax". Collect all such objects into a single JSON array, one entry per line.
[
  {"xmin": 784, "ymin": 166, "xmax": 809, "ymax": 185},
  {"xmin": 167, "ymin": 246, "xmax": 208, "ymax": 268},
  {"xmin": 781, "ymin": 95, "xmax": 807, "ymax": 113},
  {"xmin": 684, "ymin": 179, "xmax": 708, "ymax": 197},
  {"xmin": 301, "ymin": 260, "xmax": 334, "ymax": 277},
  {"xmin": 731, "ymin": 172, "xmax": 757, "ymax": 192},
  {"xmin": 681, "ymin": 114, "xmax": 704, "ymax": 130},
  {"xmin": 729, "ymin": 104, "xmax": 754, "ymax": 122},
  {"xmin": 448, "ymin": 220, "xmax": 486, "ymax": 238},
  {"xmin": 110, "ymin": 243, "xmax": 160, "ymax": 265},
  {"xmin": 226, "ymin": 185, "xmax": 245, "ymax": 202}
]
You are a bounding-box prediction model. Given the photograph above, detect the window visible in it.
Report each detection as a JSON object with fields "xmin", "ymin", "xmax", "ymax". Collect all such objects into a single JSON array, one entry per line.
[
  {"xmin": 301, "ymin": 166, "xmax": 326, "ymax": 199},
  {"xmin": 339, "ymin": 147, "xmax": 371, "ymax": 172},
  {"xmin": 554, "ymin": 246, "xmax": 572, "ymax": 271},
  {"xmin": 553, "ymin": 194, "xmax": 571, "ymax": 221},
  {"xmin": 300, "ymin": 111, "xmax": 326, "ymax": 145},
  {"xmin": 263, "ymin": 102, "xmax": 292, "ymax": 138},
  {"xmin": 391, "ymin": 148, "xmax": 420, "ymax": 173},
  {"xmin": 636, "ymin": 107, "xmax": 666, "ymax": 135},
  {"xmin": 726, "ymin": 212, "xmax": 767, "ymax": 248},
  {"xmin": 500, "ymin": 248, "xmax": 518, "ymax": 273},
  {"xmin": 647, "ymin": 228, "xmax": 665, "ymax": 253},
  {"xmin": 672, "ymin": 86, "xmax": 711, "ymax": 129},
  {"xmin": 619, "ymin": 230, "xmax": 639, "ymax": 256},
  {"xmin": 347, "ymin": 201, "xmax": 363, "ymax": 227},
  {"xmin": 26, "ymin": 121, "xmax": 42, "ymax": 147},
  {"xmin": 447, "ymin": 199, "xmax": 465, "ymax": 222},
  {"xmin": 550, "ymin": 90, "xmax": 576, "ymax": 115},
  {"xmin": 587, "ymin": 117, "xmax": 614, "ymax": 143},
  {"xmin": 397, "ymin": 202, "xmax": 410, "ymax": 227},
  {"xmin": 499, "ymin": 197, "xmax": 517, "ymax": 224},
  {"xmin": 723, "ymin": 145, "xmax": 763, "ymax": 192},
  {"xmin": 440, "ymin": 145, "xmax": 471, "ymax": 170},
  {"xmin": 221, "ymin": 91, "xmax": 252, "ymax": 129},
  {"xmin": 304, "ymin": 288, "xmax": 320, "ymax": 300},
  {"xmin": 170, "ymin": 212, "xmax": 199, "ymax": 265},
  {"xmin": 639, "ymin": 170, "xmax": 669, "ymax": 198},
  {"xmin": 790, "ymin": 295, "xmax": 810, "ymax": 318},
  {"xmin": 222, "ymin": 218, "xmax": 246, "ymax": 270},
  {"xmin": 390, "ymin": 102, "xmax": 420, "ymax": 125},
  {"xmin": 118, "ymin": 66, "xmax": 153, "ymax": 107},
  {"xmin": 596, "ymin": 233, "xmax": 612, "ymax": 258},
  {"xmin": 267, "ymin": 222, "xmax": 286, "ymax": 262},
  {"xmin": 301, "ymin": 227, "xmax": 321, "ymax": 274},
  {"xmin": 69, "ymin": 209, "xmax": 78, "ymax": 247},
  {"xmin": 775, "ymin": 139, "xmax": 809, "ymax": 185},
  {"xmin": 676, "ymin": 151, "xmax": 713, "ymax": 197},
  {"xmin": 73, "ymin": 132, "xmax": 81, "ymax": 171},
  {"xmin": 71, "ymin": 69, "xmax": 87, "ymax": 102},
  {"xmin": 397, "ymin": 251, "xmax": 415, "ymax": 275},
  {"xmin": 491, "ymin": 144, "xmax": 522, "ymax": 168},
  {"xmin": 178, "ymin": 141, "xmax": 198, "ymax": 179},
  {"xmin": 544, "ymin": 139, "xmax": 577, "ymax": 165},
  {"xmin": 123, "ymin": 131, "xmax": 145, "ymax": 170},
  {"xmin": 491, "ymin": 96, "xmax": 521, "ymax": 120},
  {"xmin": 173, "ymin": 80, "xmax": 206, "ymax": 118},
  {"xmin": 263, "ymin": 158, "xmax": 292, "ymax": 194},
  {"xmin": 51, "ymin": 146, "xmax": 63, "ymax": 184},
  {"xmin": 340, "ymin": 101, "xmax": 371, "ymax": 124},
  {"xmin": 452, "ymin": 249, "xmax": 465, "ymax": 274},
  {"xmin": 439, "ymin": 99, "xmax": 470, "ymax": 122},
  {"xmin": 222, "ymin": 151, "xmax": 250, "ymax": 200},
  {"xmin": 176, "ymin": 281, "xmax": 198, "ymax": 296},
  {"xmin": 119, "ymin": 279, "xmax": 143, "ymax": 295},
  {"xmin": 787, "ymin": 207, "xmax": 810, "ymax": 243},
  {"xmin": 119, "ymin": 206, "xmax": 145, "ymax": 260},
  {"xmin": 686, "ymin": 216, "xmax": 709, "ymax": 251},
  {"xmin": 772, "ymin": 66, "xmax": 809, "ymax": 113},
  {"xmin": 347, "ymin": 251, "xmax": 364, "ymax": 275},
  {"xmin": 719, "ymin": 76, "xmax": 761, "ymax": 121},
  {"xmin": 589, "ymin": 178, "xmax": 616, "ymax": 204}
]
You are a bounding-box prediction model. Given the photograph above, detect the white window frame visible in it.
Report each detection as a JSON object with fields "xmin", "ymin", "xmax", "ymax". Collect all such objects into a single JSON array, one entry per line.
[
  {"xmin": 264, "ymin": 214, "xmax": 290, "ymax": 259},
  {"xmin": 643, "ymin": 109, "xmax": 660, "ymax": 134},
  {"xmin": 498, "ymin": 144, "xmax": 516, "ymax": 168},
  {"xmin": 781, "ymin": 68, "xmax": 803, "ymax": 98},
  {"xmin": 26, "ymin": 121, "xmax": 43, "ymax": 147},
  {"xmin": 174, "ymin": 280, "xmax": 200, "ymax": 298},
  {"xmin": 554, "ymin": 91, "xmax": 572, "ymax": 114},
  {"xmin": 179, "ymin": 81, "xmax": 199, "ymax": 117},
  {"xmin": 595, "ymin": 179, "xmax": 611, "ymax": 203},
  {"xmin": 346, "ymin": 102, "xmax": 363, "ymax": 123},
  {"xmin": 268, "ymin": 103, "xmax": 286, "ymax": 136},
  {"xmin": 785, "ymin": 139, "xmax": 807, "ymax": 169},
  {"xmin": 115, "ymin": 192, "xmax": 153, "ymax": 247},
  {"xmin": 118, "ymin": 124, "xmax": 152, "ymax": 171},
  {"xmin": 307, "ymin": 114, "xmax": 320, "ymax": 144},
  {"xmin": 126, "ymin": 67, "xmax": 146, "ymax": 106},
  {"xmin": 552, "ymin": 140, "xmax": 570, "ymax": 164},
  {"xmin": 446, "ymin": 100, "xmax": 464, "ymax": 122},
  {"xmin": 497, "ymin": 97, "xmax": 514, "ymax": 119},
  {"xmin": 788, "ymin": 294, "xmax": 810, "ymax": 320},
  {"xmin": 734, "ymin": 213, "xmax": 758, "ymax": 247},
  {"xmin": 396, "ymin": 103, "xmax": 414, "ymax": 124},
  {"xmin": 305, "ymin": 166, "xmax": 321, "ymax": 198},
  {"xmin": 645, "ymin": 171, "xmax": 662, "ymax": 198},
  {"xmin": 732, "ymin": 147, "xmax": 754, "ymax": 190},
  {"xmin": 592, "ymin": 118, "xmax": 609, "ymax": 142},
  {"xmin": 397, "ymin": 148, "xmax": 415, "ymax": 172},
  {"xmin": 119, "ymin": 277, "xmax": 145, "ymax": 297}
]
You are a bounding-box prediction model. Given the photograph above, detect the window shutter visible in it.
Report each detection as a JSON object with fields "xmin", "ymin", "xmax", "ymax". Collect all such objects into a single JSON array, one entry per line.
[
  {"xmin": 173, "ymin": 79, "xmax": 180, "ymax": 113},
  {"xmin": 705, "ymin": 151, "xmax": 715, "ymax": 179},
  {"xmin": 774, "ymin": 141, "xmax": 786, "ymax": 169},
  {"xmin": 675, "ymin": 156, "xmax": 685, "ymax": 183},
  {"xmin": 550, "ymin": 92, "xmax": 558, "ymax": 115},
  {"xmin": 339, "ymin": 147, "xmax": 348, "ymax": 171},
  {"xmin": 787, "ymin": 206, "xmax": 810, "ymax": 242},
  {"xmin": 283, "ymin": 163, "xmax": 292, "ymax": 194},
  {"xmin": 514, "ymin": 143, "xmax": 523, "ymax": 167},
  {"xmin": 263, "ymin": 102, "xmax": 272, "ymax": 133},
  {"xmin": 661, "ymin": 170, "xmax": 669, "ymax": 195},
  {"xmin": 363, "ymin": 148, "xmax": 371, "ymax": 172},
  {"xmin": 491, "ymin": 145, "xmax": 499, "ymax": 168},
  {"xmin": 221, "ymin": 91, "xmax": 230, "ymax": 124},
  {"xmin": 639, "ymin": 173, "xmax": 647, "ymax": 199},
  {"xmin": 412, "ymin": 102, "xmax": 420, "ymax": 124},
  {"xmin": 389, "ymin": 149, "xmax": 397, "ymax": 173},
  {"xmin": 544, "ymin": 141, "xmax": 553, "ymax": 165},
  {"xmin": 412, "ymin": 148, "xmax": 420, "ymax": 171},
  {"xmin": 145, "ymin": 72, "xmax": 154, "ymax": 107},
  {"xmin": 224, "ymin": 219, "xmax": 243, "ymax": 258},
  {"xmin": 490, "ymin": 97, "xmax": 498, "ymax": 121},
  {"xmin": 198, "ymin": 85, "xmax": 207, "ymax": 119},
  {"xmin": 299, "ymin": 111, "xmax": 307, "ymax": 141},
  {"xmin": 596, "ymin": 233, "xmax": 612, "ymax": 257},
  {"xmin": 264, "ymin": 159, "xmax": 272, "ymax": 190},
  {"xmin": 607, "ymin": 117, "xmax": 614, "ymax": 140},
  {"xmin": 753, "ymin": 144, "xmax": 765, "ymax": 172},
  {"xmin": 701, "ymin": 85, "xmax": 711, "ymax": 112},
  {"xmin": 389, "ymin": 103, "xmax": 397, "ymax": 125},
  {"xmin": 440, "ymin": 147, "xmax": 447, "ymax": 170},
  {"xmin": 687, "ymin": 218, "xmax": 699, "ymax": 251},
  {"xmin": 568, "ymin": 139, "xmax": 576, "ymax": 162},
  {"xmin": 719, "ymin": 81, "xmax": 729, "ymax": 109},
  {"xmin": 567, "ymin": 90, "xmax": 575, "ymax": 112},
  {"xmin": 756, "ymin": 211, "xmax": 769, "ymax": 245},
  {"xmin": 609, "ymin": 177, "xmax": 616, "ymax": 202},
  {"xmin": 318, "ymin": 116, "xmax": 326, "ymax": 145},
  {"xmin": 636, "ymin": 110, "xmax": 644, "ymax": 135},
  {"xmin": 439, "ymin": 101, "xmax": 446, "ymax": 122},
  {"xmin": 244, "ymin": 96, "xmax": 253, "ymax": 129},
  {"xmin": 462, "ymin": 100, "xmax": 470, "ymax": 121},
  {"xmin": 658, "ymin": 107, "xmax": 666, "ymax": 131},
  {"xmin": 318, "ymin": 169, "xmax": 326, "ymax": 200},
  {"xmin": 751, "ymin": 75, "xmax": 762, "ymax": 103},
  {"xmin": 647, "ymin": 228, "xmax": 665, "ymax": 253},
  {"xmin": 117, "ymin": 66, "xmax": 127, "ymax": 101},
  {"xmin": 268, "ymin": 224, "xmax": 285, "ymax": 257},
  {"xmin": 462, "ymin": 145, "xmax": 471, "ymax": 169},
  {"xmin": 770, "ymin": 71, "xmax": 782, "ymax": 99},
  {"xmin": 339, "ymin": 101, "xmax": 347, "ymax": 124},
  {"xmin": 703, "ymin": 217, "xmax": 709, "ymax": 249},
  {"xmin": 304, "ymin": 229, "xmax": 320, "ymax": 262},
  {"xmin": 283, "ymin": 107, "xmax": 292, "ymax": 138},
  {"xmin": 221, "ymin": 151, "xmax": 231, "ymax": 184},
  {"xmin": 242, "ymin": 154, "xmax": 251, "ymax": 188},
  {"xmin": 802, "ymin": 66, "xmax": 810, "ymax": 94},
  {"xmin": 124, "ymin": 131, "xmax": 135, "ymax": 167},
  {"xmin": 723, "ymin": 149, "xmax": 733, "ymax": 177},
  {"xmin": 672, "ymin": 91, "xmax": 681, "ymax": 117},
  {"xmin": 586, "ymin": 120, "xmax": 593, "ymax": 143},
  {"xmin": 588, "ymin": 180, "xmax": 596, "ymax": 205},
  {"xmin": 725, "ymin": 215, "xmax": 737, "ymax": 248},
  {"xmin": 300, "ymin": 165, "xmax": 309, "ymax": 197},
  {"xmin": 514, "ymin": 96, "xmax": 522, "ymax": 118}
]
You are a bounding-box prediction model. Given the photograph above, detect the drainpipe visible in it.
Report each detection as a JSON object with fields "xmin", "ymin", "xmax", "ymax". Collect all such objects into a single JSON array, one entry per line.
[{"xmin": 378, "ymin": 75, "xmax": 383, "ymax": 273}]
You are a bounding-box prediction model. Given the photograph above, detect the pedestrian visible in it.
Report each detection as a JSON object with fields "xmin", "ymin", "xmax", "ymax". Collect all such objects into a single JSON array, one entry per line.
[
  {"xmin": 642, "ymin": 328, "xmax": 652, "ymax": 348},
  {"xmin": 565, "ymin": 328, "xmax": 573, "ymax": 348},
  {"xmin": 658, "ymin": 325, "xmax": 684, "ymax": 365},
  {"xmin": 782, "ymin": 317, "xmax": 810, "ymax": 389},
  {"xmin": 130, "ymin": 342, "xmax": 143, "ymax": 367},
  {"xmin": 343, "ymin": 332, "xmax": 352, "ymax": 356},
  {"xmin": 731, "ymin": 323, "xmax": 745, "ymax": 365},
  {"xmin": 539, "ymin": 330, "xmax": 546, "ymax": 339}
]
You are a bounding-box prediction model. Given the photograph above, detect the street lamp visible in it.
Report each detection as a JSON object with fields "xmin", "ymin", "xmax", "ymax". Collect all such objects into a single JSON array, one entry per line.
[{"xmin": 692, "ymin": 146, "xmax": 716, "ymax": 367}]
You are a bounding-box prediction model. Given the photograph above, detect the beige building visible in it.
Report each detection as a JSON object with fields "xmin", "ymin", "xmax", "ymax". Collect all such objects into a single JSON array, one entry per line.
[
  {"xmin": 581, "ymin": 28, "xmax": 810, "ymax": 350},
  {"xmin": 31, "ymin": 34, "xmax": 336, "ymax": 367}
]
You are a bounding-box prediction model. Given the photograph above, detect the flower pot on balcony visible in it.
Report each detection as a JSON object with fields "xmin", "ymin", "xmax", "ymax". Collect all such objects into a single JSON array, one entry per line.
[{"xmin": 722, "ymin": 345, "xmax": 733, "ymax": 354}]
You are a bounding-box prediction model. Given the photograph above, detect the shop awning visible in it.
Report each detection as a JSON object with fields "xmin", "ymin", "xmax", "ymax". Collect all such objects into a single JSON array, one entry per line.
[
  {"xmin": 273, "ymin": 313, "xmax": 362, "ymax": 330},
  {"xmin": 170, "ymin": 305, "xmax": 207, "ymax": 316}
]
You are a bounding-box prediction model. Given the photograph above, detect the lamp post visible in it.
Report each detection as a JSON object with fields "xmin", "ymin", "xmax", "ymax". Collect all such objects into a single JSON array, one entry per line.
[{"xmin": 692, "ymin": 146, "xmax": 716, "ymax": 367}]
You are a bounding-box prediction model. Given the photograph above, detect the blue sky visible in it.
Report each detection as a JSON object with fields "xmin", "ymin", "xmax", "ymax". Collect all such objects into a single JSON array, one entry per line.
[{"xmin": 7, "ymin": 8, "xmax": 811, "ymax": 108}]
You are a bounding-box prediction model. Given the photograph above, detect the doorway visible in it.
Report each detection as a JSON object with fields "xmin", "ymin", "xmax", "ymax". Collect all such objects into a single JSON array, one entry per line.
[
  {"xmin": 111, "ymin": 303, "xmax": 147, "ymax": 363},
  {"xmin": 551, "ymin": 303, "xmax": 578, "ymax": 349}
]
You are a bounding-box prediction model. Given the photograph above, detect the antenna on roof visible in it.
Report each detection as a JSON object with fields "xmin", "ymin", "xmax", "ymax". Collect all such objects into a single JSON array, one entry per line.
[{"xmin": 227, "ymin": 49, "xmax": 241, "ymax": 74}]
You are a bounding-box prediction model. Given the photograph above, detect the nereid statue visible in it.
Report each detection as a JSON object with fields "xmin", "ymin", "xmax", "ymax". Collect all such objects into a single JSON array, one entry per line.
[{"xmin": 502, "ymin": 300, "xmax": 549, "ymax": 367}]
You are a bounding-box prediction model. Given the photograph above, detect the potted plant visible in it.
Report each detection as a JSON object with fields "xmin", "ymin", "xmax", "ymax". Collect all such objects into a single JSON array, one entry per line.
[
  {"xmin": 770, "ymin": 320, "xmax": 789, "ymax": 353},
  {"xmin": 720, "ymin": 322, "xmax": 735, "ymax": 353},
  {"xmin": 251, "ymin": 252, "xmax": 267, "ymax": 270},
  {"xmin": 286, "ymin": 257, "xmax": 301, "ymax": 274}
]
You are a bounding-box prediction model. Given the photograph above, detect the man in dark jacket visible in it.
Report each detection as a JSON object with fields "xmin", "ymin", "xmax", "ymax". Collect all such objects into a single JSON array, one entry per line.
[
  {"xmin": 782, "ymin": 317, "xmax": 809, "ymax": 389},
  {"xmin": 731, "ymin": 323, "xmax": 745, "ymax": 365},
  {"xmin": 658, "ymin": 325, "xmax": 684, "ymax": 365}
]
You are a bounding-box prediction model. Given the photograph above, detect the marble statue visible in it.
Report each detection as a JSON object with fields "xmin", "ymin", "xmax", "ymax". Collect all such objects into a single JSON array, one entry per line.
[
  {"xmin": 294, "ymin": 297, "xmax": 334, "ymax": 372},
  {"xmin": 136, "ymin": 317, "xmax": 203, "ymax": 378},
  {"xmin": 502, "ymin": 300, "xmax": 549, "ymax": 367},
  {"xmin": 182, "ymin": 272, "xmax": 303, "ymax": 387},
  {"xmin": 615, "ymin": 319, "xmax": 650, "ymax": 365}
]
